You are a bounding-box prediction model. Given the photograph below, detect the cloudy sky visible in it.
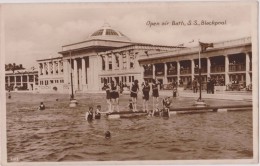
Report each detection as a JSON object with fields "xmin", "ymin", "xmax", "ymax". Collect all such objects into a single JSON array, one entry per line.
[{"xmin": 3, "ymin": 2, "xmax": 255, "ymax": 68}]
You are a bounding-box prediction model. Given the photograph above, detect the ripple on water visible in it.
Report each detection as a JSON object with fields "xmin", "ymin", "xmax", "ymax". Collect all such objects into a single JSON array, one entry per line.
[{"xmin": 7, "ymin": 109, "xmax": 253, "ymax": 161}]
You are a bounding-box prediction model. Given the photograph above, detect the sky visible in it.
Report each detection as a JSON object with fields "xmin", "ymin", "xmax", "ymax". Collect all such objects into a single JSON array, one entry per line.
[{"xmin": 3, "ymin": 2, "xmax": 255, "ymax": 69}]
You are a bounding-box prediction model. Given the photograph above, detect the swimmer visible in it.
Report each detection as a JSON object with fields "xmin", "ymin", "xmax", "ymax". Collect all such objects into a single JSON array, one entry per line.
[
  {"xmin": 95, "ymin": 105, "xmax": 102, "ymax": 119},
  {"xmin": 105, "ymin": 131, "xmax": 111, "ymax": 139},
  {"xmin": 128, "ymin": 99, "xmax": 133, "ymax": 111},
  {"xmin": 85, "ymin": 107, "xmax": 94, "ymax": 121},
  {"xmin": 153, "ymin": 108, "xmax": 161, "ymax": 117},
  {"xmin": 38, "ymin": 102, "xmax": 45, "ymax": 111},
  {"xmin": 130, "ymin": 80, "xmax": 139, "ymax": 112},
  {"xmin": 162, "ymin": 97, "xmax": 171, "ymax": 117}
]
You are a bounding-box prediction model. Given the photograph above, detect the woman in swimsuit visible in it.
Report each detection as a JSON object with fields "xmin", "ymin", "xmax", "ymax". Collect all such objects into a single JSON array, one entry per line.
[
  {"xmin": 130, "ymin": 80, "xmax": 139, "ymax": 112},
  {"xmin": 111, "ymin": 80, "xmax": 120, "ymax": 112}
]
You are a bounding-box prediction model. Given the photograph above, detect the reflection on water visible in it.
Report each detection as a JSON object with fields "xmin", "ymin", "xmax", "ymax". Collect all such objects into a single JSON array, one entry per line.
[{"xmin": 7, "ymin": 107, "xmax": 252, "ymax": 161}]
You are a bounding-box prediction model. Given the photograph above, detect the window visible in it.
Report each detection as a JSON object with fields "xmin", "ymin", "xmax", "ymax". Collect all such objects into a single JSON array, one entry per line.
[
  {"xmin": 50, "ymin": 80, "xmax": 53, "ymax": 84},
  {"xmin": 132, "ymin": 76, "xmax": 134, "ymax": 82},
  {"xmin": 108, "ymin": 55, "xmax": 112, "ymax": 70},
  {"xmin": 130, "ymin": 54, "xmax": 134, "ymax": 68},
  {"xmin": 129, "ymin": 76, "xmax": 131, "ymax": 82},
  {"xmin": 106, "ymin": 29, "xmax": 118, "ymax": 36},
  {"xmin": 91, "ymin": 29, "xmax": 103, "ymax": 36}
]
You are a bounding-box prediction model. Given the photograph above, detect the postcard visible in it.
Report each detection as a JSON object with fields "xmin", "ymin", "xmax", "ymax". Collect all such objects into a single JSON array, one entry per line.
[{"xmin": 0, "ymin": 1, "xmax": 258, "ymax": 165}]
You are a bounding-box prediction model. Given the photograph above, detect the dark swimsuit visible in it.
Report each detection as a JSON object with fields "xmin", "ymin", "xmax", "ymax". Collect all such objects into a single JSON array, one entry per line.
[
  {"xmin": 87, "ymin": 112, "xmax": 93, "ymax": 121},
  {"xmin": 111, "ymin": 84, "xmax": 119, "ymax": 99},
  {"xmin": 152, "ymin": 83, "xmax": 159, "ymax": 98},
  {"xmin": 39, "ymin": 105, "xmax": 45, "ymax": 110},
  {"xmin": 142, "ymin": 84, "xmax": 150, "ymax": 100},
  {"xmin": 130, "ymin": 84, "xmax": 138, "ymax": 98},
  {"xmin": 103, "ymin": 84, "xmax": 111, "ymax": 100},
  {"xmin": 162, "ymin": 108, "xmax": 170, "ymax": 117},
  {"xmin": 95, "ymin": 113, "xmax": 101, "ymax": 119}
]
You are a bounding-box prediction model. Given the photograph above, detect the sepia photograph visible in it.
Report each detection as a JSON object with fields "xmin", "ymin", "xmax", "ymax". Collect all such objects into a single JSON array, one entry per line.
[{"xmin": 0, "ymin": 1, "xmax": 258, "ymax": 165}]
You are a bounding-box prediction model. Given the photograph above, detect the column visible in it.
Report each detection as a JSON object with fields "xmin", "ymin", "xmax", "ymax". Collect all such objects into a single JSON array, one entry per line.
[
  {"xmin": 105, "ymin": 55, "xmax": 108, "ymax": 71},
  {"xmin": 191, "ymin": 59, "xmax": 195, "ymax": 80},
  {"xmin": 38, "ymin": 63, "xmax": 41, "ymax": 76},
  {"xmin": 14, "ymin": 76, "xmax": 17, "ymax": 87},
  {"xmin": 111, "ymin": 53, "xmax": 116, "ymax": 70},
  {"xmin": 245, "ymin": 52, "xmax": 251, "ymax": 85},
  {"xmin": 152, "ymin": 64, "xmax": 156, "ymax": 79},
  {"xmin": 119, "ymin": 53, "xmax": 123, "ymax": 70},
  {"xmin": 48, "ymin": 62, "xmax": 51, "ymax": 75},
  {"xmin": 21, "ymin": 75, "xmax": 23, "ymax": 86},
  {"xmin": 27, "ymin": 75, "xmax": 30, "ymax": 90},
  {"xmin": 78, "ymin": 59, "xmax": 82, "ymax": 90},
  {"xmin": 164, "ymin": 63, "xmax": 168, "ymax": 84},
  {"xmin": 63, "ymin": 60, "xmax": 69, "ymax": 84},
  {"xmin": 53, "ymin": 61, "xmax": 56, "ymax": 75},
  {"xmin": 33, "ymin": 75, "xmax": 36, "ymax": 85},
  {"xmin": 207, "ymin": 58, "xmax": 211, "ymax": 77},
  {"xmin": 57, "ymin": 61, "xmax": 60, "ymax": 75},
  {"xmin": 126, "ymin": 51, "xmax": 130, "ymax": 69},
  {"xmin": 42, "ymin": 63, "xmax": 45, "ymax": 75},
  {"xmin": 73, "ymin": 59, "xmax": 78, "ymax": 90},
  {"xmin": 8, "ymin": 76, "xmax": 10, "ymax": 86},
  {"xmin": 225, "ymin": 55, "xmax": 229, "ymax": 85},
  {"xmin": 82, "ymin": 57, "xmax": 86, "ymax": 85},
  {"xmin": 177, "ymin": 61, "xmax": 180, "ymax": 84}
]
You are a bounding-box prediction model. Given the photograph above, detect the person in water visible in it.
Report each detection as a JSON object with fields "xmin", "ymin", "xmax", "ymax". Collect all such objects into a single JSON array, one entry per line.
[
  {"xmin": 103, "ymin": 79, "xmax": 112, "ymax": 112},
  {"xmin": 142, "ymin": 80, "xmax": 150, "ymax": 112},
  {"xmin": 130, "ymin": 79, "xmax": 139, "ymax": 112},
  {"xmin": 85, "ymin": 107, "xmax": 94, "ymax": 121},
  {"xmin": 110, "ymin": 80, "xmax": 120, "ymax": 112},
  {"xmin": 152, "ymin": 107, "xmax": 161, "ymax": 117},
  {"xmin": 162, "ymin": 97, "xmax": 171, "ymax": 117},
  {"xmin": 128, "ymin": 99, "xmax": 133, "ymax": 111},
  {"xmin": 152, "ymin": 79, "xmax": 159, "ymax": 110},
  {"xmin": 38, "ymin": 102, "xmax": 45, "ymax": 111},
  {"xmin": 105, "ymin": 131, "xmax": 111, "ymax": 139},
  {"xmin": 95, "ymin": 105, "xmax": 102, "ymax": 119}
]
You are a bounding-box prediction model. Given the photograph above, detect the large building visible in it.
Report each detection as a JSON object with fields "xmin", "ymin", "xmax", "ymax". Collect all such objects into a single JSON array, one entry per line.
[{"xmin": 34, "ymin": 23, "xmax": 252, "ymax": 93}]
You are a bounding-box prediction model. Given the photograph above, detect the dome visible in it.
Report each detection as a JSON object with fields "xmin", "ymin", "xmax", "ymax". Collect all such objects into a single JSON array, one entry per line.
[{"xmin": 88, "ymin": 23, "xmax": 131, "ymax": 42}]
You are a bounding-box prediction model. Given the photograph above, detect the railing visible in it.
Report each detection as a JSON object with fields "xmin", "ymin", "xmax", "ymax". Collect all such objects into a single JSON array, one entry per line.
[
  {"xmin": 194, "ymin": 67, "xmax": 207, "ymax": 74},
  {"xmin": 167, "ymin": 70, "xmax": 177, "ymax": 75},
  {"xmin": 180, "ymin": 69, "xmax": 191, "ymax": 75},
  {"xmin": 144, "ymin": 70, "xmax": 153, "ymax": 77},
  {"xmin": 211, "ymin": 65, "xmax": 225, "ymax": 73},
  {"xmin": 229, "ymin": 64, "xmax": 245, "ymax": 72}
]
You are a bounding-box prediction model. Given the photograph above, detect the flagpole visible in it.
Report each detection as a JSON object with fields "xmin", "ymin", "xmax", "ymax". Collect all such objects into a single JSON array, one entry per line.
[
  {"xmin": 199, "ymin": 49, "xmax": 202, "ymax": 101},
  {"xmin": 69, "ymin": 50, "xmax": 77, "ymax": 107}
]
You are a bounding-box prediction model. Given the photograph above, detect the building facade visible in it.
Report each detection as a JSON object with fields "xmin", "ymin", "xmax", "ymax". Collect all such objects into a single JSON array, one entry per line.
[
  {"xmin": 5, "ymin": 69, "xmax": 38, "ymax": 91},
  {"xmin": 33, "ymin": 24, "xmax": 252, "ymax": 93}
]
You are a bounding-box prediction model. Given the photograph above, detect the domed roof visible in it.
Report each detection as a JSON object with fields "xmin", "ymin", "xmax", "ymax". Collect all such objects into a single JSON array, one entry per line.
[{"xmin": 88, "ymin": 23, "xmax": 131, "ymax": 42}]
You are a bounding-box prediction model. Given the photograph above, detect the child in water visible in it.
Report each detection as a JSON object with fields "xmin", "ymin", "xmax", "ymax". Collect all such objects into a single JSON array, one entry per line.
[
  {"xmin": 152, "ymin": 104, "xmax": 160, "ymax": 117},
  {"xmin": 38, "ymin": 102, "xmax": 45, "ymax": 111},
  {"xmin": 95, "ymin": 105, "xmax": 102, "ymax": 119},
  {"xmin": 85, "ymin": 107, "xmax": 94, "ymax": 121},
  {"xmin": 128, "ymin": 99, "xmax": 133, "ymax": 111},
  {"xmin": 162, "ymin": 97, "xmax": 171, "ymax": 117}
]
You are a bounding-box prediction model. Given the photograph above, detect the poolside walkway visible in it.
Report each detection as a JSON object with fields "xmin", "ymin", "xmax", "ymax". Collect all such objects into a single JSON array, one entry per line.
[{"xmin": 160, "ymin": 90, "xmax": 252, "ymax": 101}]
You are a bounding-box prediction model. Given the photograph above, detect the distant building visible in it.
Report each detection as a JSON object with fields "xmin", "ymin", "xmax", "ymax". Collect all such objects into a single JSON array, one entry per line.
[
  {"xmin": 33, "ymin": 23, "xmax": 252, "ymax": 93},
  {"xmin": 5, "ymin": 66, "xmax": 38, "ymax": 91}
]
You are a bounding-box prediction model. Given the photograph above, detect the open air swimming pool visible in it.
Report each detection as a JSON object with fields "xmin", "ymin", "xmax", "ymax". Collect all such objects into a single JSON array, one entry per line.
[{"xmin": 7, "ymin": 108, "xmax": 252, "ymax": 161}]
